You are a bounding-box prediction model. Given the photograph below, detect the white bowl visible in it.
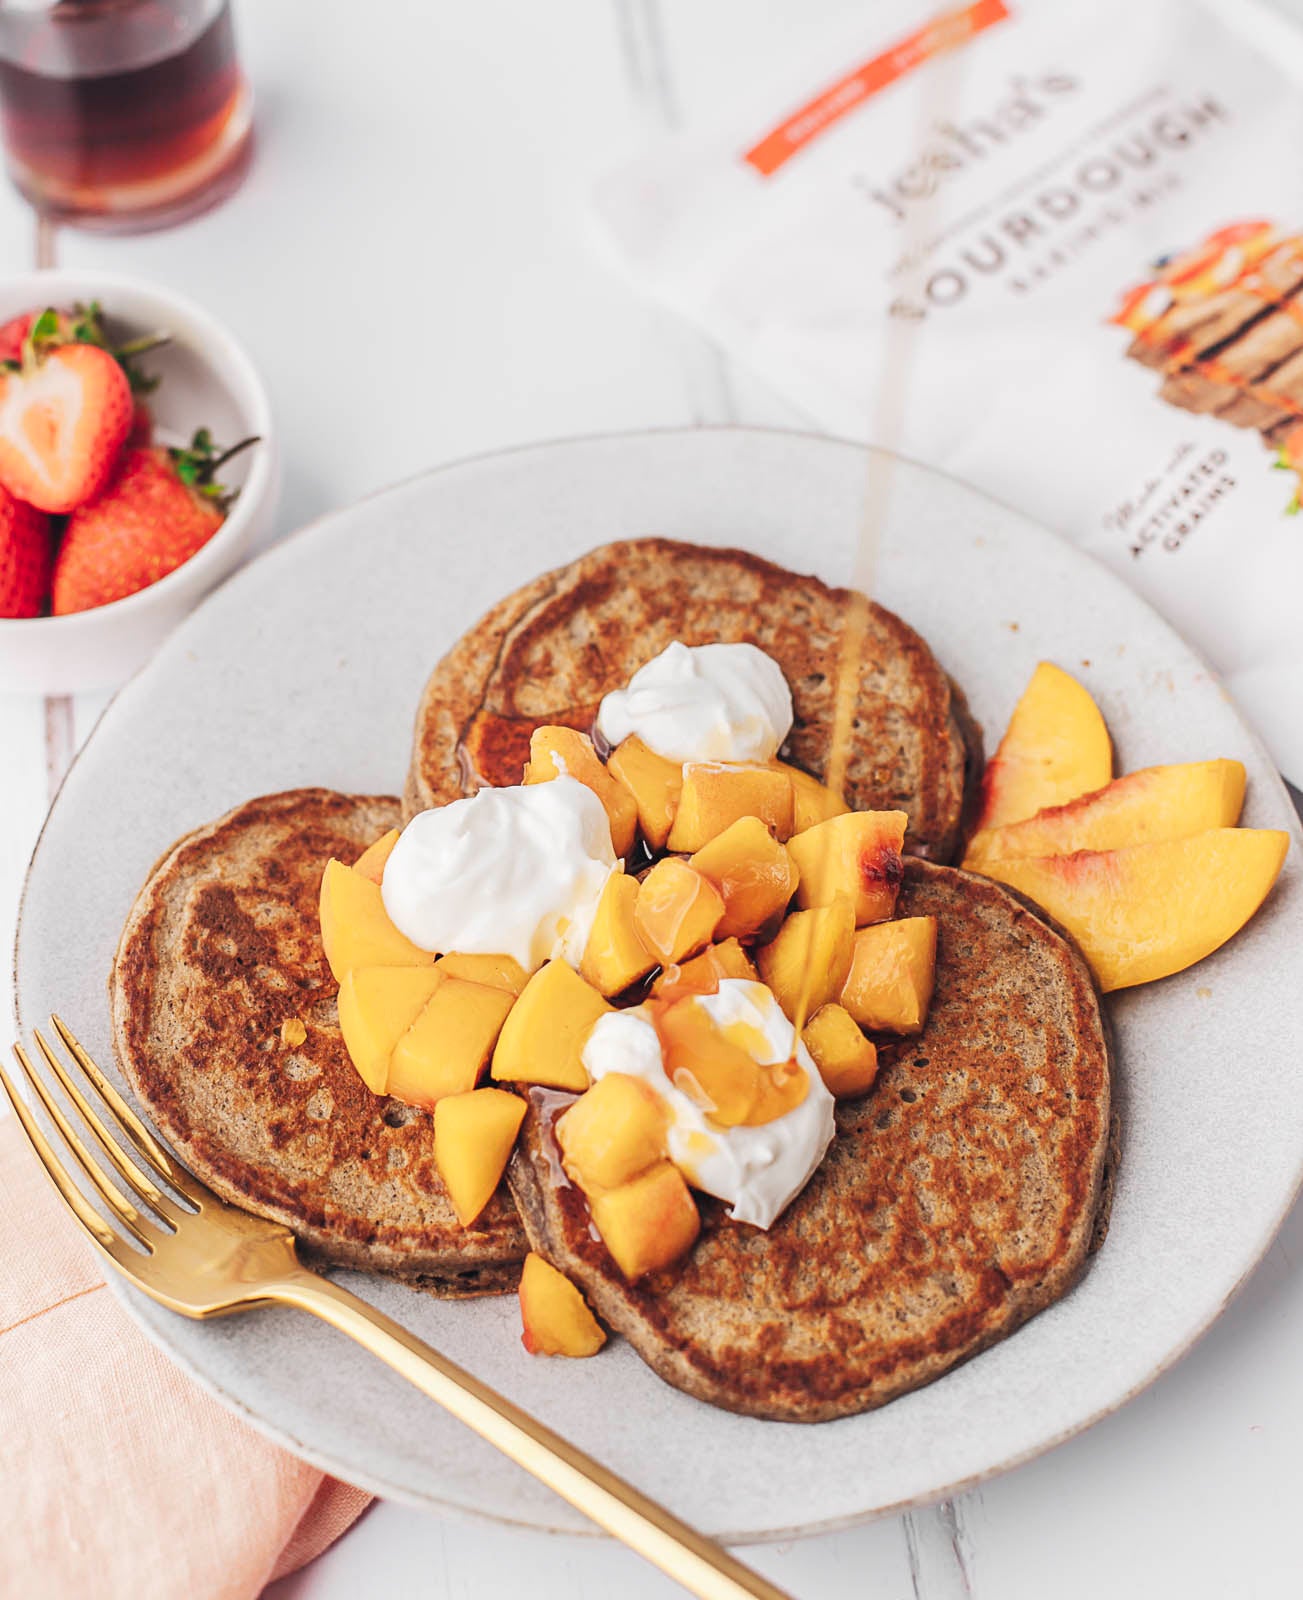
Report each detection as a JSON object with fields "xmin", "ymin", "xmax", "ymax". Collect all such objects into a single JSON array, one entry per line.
[{"xmin": 0, "ymin": 268, "xmax": 278, "ymax": 696}]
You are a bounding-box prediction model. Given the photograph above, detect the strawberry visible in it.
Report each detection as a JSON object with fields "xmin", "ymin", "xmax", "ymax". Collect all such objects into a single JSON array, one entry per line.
[
  {"xmin": 0, "ymin": 311, "xmax": 35, "ymax": 365},
  {"xmin": 0, "ymin": 486, "xmax": 53, "ymax": 618},
  {"xmin": 51, "ymin": 429, "xmax": 257, "ymax": 615},
  {"xmin": 0, "ymin": 342, "xmax": 133, "ymax": 513}
]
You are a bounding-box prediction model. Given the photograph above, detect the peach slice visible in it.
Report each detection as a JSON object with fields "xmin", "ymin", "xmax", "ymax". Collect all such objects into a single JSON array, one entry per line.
[
  {"xmin": 318, "ymin": 859, "xmax": 435, "ymax": 983},
  {"xmin": 432, "ymin": 1087, "xmax": 527, "ymax": 1227},
  {"xmin": 353, "ymin": 828, "xmax": 400, "ymax": 884},
  {"xmin": 589, "ymin": 1160, "xmax": 700, "ymax": 1280},
  {"xmin": 665, "ymin": 762, "xmax": 794, "ymax": 852},
  {"xmin": 650, "ymin": 937, "xmax": 758, "ymax": 998},
  {"xmin": 756, "ymin": 896, "xmax": 856, "ymax": 1023},
  {"xmin": 490, "ymin": 959, "xmax": 611, "ymax": 1091},
  {"xmin": 580, "ymin": 871, "xmax": 657, "ymax": 997},
  {"xmin": 607, "ymin": 735, "xmax": 683, "ymax": 851},
  {"xmin": 984, "ymin": 828, "xmax": 1289, "ymax": 991},
  {"xmin": 337, "ymin": 965, "xmax": 446, "ymax": 1095},
  {"xmin": 963, "ymin": 759, "xmax": 1246, "ymax": 866},
  {"xmin": 523, "ymin": 726, "xmax": 638, "ymax": 858},
  {"xmin": 802, "ymin": 1004, "xmax": 879, "ymax": 1098},
  {"xmin": 633, "ymin": 857, "xmax": 725, "ymax": 967},
  {"xmin": 773, "ymin": 762, "xmax": 849, "ymax": 832},
  {"xmin": 688, "ymin": 816, "xmax": 799, "ymax": 941},
  {"xmin": 434, "ymin": 952, "xmax": 529, "ymax": 996},
  {"xmin": 840, "ymin": 916, "xmax": 938, "ymax": 1034},
  {"xmin": 388, "ymin": 977, "xmax": 516, "ymax": 1108},
  {"xmin": 972, "ymin": 662, "xmax": 1112, "ymax": 834},
  {"xmin": 519, "ymin": 1253, "xmax": 606, "ymax": 1357},
  {"xmin": 787, "ymin": 811, "xmax": 907, "ymax": 926},
  {"xmin": 557, "ymin": 1072, "xmax": 668, "ymax": 1192}
]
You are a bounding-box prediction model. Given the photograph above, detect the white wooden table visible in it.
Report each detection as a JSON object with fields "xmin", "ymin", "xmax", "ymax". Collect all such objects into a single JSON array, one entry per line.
[{"xmin": 4, "ymin": 4, "xmax": 1303, "ymax": 1596}]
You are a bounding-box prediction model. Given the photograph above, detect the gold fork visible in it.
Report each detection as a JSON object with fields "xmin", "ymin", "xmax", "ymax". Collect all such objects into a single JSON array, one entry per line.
[{"xmin": 2, "ymin": 1016, "xmax": 790, "ymax": 1600}]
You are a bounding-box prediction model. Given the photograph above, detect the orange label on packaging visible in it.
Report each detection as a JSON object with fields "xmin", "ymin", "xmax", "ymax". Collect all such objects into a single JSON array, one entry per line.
[{"xmin": 742, "ymin": 0, "xmax": 1011, "ymax": 178}]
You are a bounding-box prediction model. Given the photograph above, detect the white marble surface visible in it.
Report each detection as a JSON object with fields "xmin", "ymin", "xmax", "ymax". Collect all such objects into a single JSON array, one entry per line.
[{"xmin": 3, "ymin": 2, "xmax": 1303, "ymax": 1596}]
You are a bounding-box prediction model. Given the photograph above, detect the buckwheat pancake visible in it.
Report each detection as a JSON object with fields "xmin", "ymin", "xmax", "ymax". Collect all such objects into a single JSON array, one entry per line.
[
  {"xmin": 405, "ymin": 539, "xmax": 977, "ymax": 862},
  {"xmin": 508, "ymin": 860, "xmax": 1114, "ymax": 1421},
  {"xmin": 111, "ymin": 787, "xmax": 528, "ymax": 1293}
]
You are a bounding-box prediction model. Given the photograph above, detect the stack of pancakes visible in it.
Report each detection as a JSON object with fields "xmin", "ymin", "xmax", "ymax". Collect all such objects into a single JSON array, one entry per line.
[{"xmin": 112, "ymin": 539, "xmax": 1114, "ymax": 1418}]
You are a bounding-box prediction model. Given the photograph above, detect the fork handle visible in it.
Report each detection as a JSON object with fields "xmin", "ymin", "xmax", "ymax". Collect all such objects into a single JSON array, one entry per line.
[{"xmin": 271, "ymin": 1267, "xmax": 790, "ymax": 1600}]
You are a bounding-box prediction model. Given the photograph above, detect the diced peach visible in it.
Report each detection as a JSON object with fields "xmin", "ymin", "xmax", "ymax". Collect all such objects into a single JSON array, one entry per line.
[
  {"xmin": 665, "ymin": 763, "xmax": 795, "ymax": 852},
  {"xmin": 787, "ymin": 810, "xmax": 907, "ymax": 926},
  {"xmin": 650, "ymin": 937, "xmax": 757, "ymax": 998},
  {"xmin": 387, "ymin": 977, "xmax": 516, "ymax": 1108},
  {"xmin": 523, "ymin": 726, "xmax": 638, "ymax": 858},
  {"xmin": 688, "ymin": 816, "xmax": 799, "ymax": 941},
  {"xmin": 557, "ymin": 1073, "xmax": 668, "ymax": 1192},
  {"xmin": 337, "ymin": 965, "xmax": 446, "ymax": 1094},
  {"xmin": 519, "ymin": 1253, "xmax": 606, "ymax": 1357},
  {"xmin": 432, "ymin": 1087, "xmax": 527, "ymax": 1226},
  {"xmin": 979, "ymin": 828, "xmax": 1289, "ymax": 991},
  {"xmin": 972, "ymin": 662, "xmax": 1112, "ymax": 834},
  {"xmin": 607, "ymin": 735, "xmax": 683, "ymax": 851},
  {"xmin": 353, "ymin": 829, "xmax": 400, "ymax": 884},
  {"xmin": 633, "ymin": 857, "xmax": 725, "ymax": 966},
  {"xmin": 840, "ymin": 917, "xmax": 938, "ymax": 1034},
  {"xmin": 490, "ymin": 959, "xmax": 611, "ymax": 1091},
  {"xmin": 318, "ymin": 858, "xmax": 435, "ymax": 983},
  {"xmin": 963, "ymin": 759, "xmax": 1246, "ymax": 866},
  {"xmin": 580, "ymin": 871, "xmax": 657, "ymax": 997},
  {"xmin": 802, "ymin": 1004, "xmax": 879, "ymax": 1097},
  {"xmin": 589, "ymin": 1161, "xmax": 700, "ymax": 1280},
  {"xmin": 756, "ymin": 897, "xmax": 856, "ymax": 1023},
  {"xmin": 435, "ymin": 952, "xmax": 529, "ymax": 996},
  {"xmin": 774, "ymin": 762, "xmax": 849, "ymax": 832}
]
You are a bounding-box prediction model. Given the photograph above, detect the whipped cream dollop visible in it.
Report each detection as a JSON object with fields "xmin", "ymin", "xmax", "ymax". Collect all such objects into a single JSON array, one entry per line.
[
  {"xmin": 595, "ymin": 640, "xmax": 793, "ymax": 764},
  {"xmin": 382, "ymin": 777, "xmax": 617, "ymax": 970},
  {"xmin": 581, "ymin": 979, "xmax": 835, "ymax": 1229}
]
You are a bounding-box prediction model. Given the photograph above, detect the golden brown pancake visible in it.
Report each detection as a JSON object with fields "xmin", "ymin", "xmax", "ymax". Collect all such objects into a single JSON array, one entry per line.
[
  {"xmin": 405, "ymin": 539, "xmax": 977, "ymax": 862},
  {"xmin": 111, "ymin": 788, "xmax": 527, "ymax": 1293},
  {"xmin": 508, "ymin": 860, "xmax": 1114, "ymax": 1420}
]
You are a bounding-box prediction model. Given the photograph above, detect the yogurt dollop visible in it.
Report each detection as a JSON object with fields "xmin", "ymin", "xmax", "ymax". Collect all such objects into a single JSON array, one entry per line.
[
  {"xmin": 595, "ymin": 641, "xmax": 793, "ymax": 764},
  {"xmin": 581, "ymin": 979, "xmax": 835, "ymax": 1229},
  {"xmin": 382, "ymin": 777, "xmax": 616, "ymax": 971}
]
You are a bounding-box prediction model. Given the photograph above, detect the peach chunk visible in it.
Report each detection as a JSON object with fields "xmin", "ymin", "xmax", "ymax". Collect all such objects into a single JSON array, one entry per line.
[
  {"xmin": 633, "ymin": 857, "xmax": 725, "ymax": 966},
  {"xmin": 337, "ymin": 965, "xmax": 446, "ymax": 1095},
  {"xmin": 523, "ymin": 726, "xmax": 638, "ymax": 859},
  {"xmin": 435, "ymin": 952, "xmax": 529, "ymax": 996},
  {"xmin": 787, "ymin": 810, "xmax": 908, "ymax": 926},
  {"xmin": 353, "ymin": 828, "xmax": 400, "ymax": 884},
  {"xmin": 650, "ymin": 937, "xmax": 758, "ymax": 998},
  {"xmin": 589, "ymin": 1161, "xmax": 700, "ymax": 1280},
  {"xmin": 664, "ymin": 762, "xmax": 795, "ymax": 852},
  {"xmin": 432, "ymin": 1087, "xmax": 527, "ymax": 1226},
  {"xmin": 607, "ymin": 735, "xmax": 683, "ymax": 851},
  {"xmin": 557, "ymin": 1072, "xmax": 668, "ymax": 1192},
  {"xmin": 840, "ymin": 916, "xmax": 938, "ymax": 1034},
  {"xmin": 773, "ymin": 762, "xmax": 849, "ymax": 832},
  {"xmin": 490, "ymin": 959, "xmax": 611, "ymax": 1091},
  {"xmin": 972, "ymin": 662, "xmax": 1112, "ymax": 834},
  {"xmin": 580, "ymin": 871, "xmax": 657, "ymax": 997},
  {"xmin": 963, "ymin": 759, "xmax": 1246, "ymax": 866},
  {"xmin": 519, "ymin": 1252, "xmax": 606, "ymax": 1357},
  {"xmin": 981, "ymin": 828, "xmax": 1288, "ymax": 991},
  {"xmin": 388, "ymin": 977, "xmax": 516, "ymax": 1108},
  {"xmin": 756, "ymin": 897, "xmax": 856, "ymax": 1023},
  {"xmin": 802, "ymin": 1004, "xmax": 879, "ymax": 1098},
  {"xmin": 318, "ymin": 858, "xmax": 435, "ymax": 983},
  {"xmin": 688, "ymin": 816, "xmax": 800, "ymax": 941}
]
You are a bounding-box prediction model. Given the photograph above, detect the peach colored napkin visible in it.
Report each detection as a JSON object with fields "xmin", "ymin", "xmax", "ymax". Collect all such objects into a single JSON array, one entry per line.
[{"xmin": 0, "ymin": 1115, "xmax": 371, "ymax": 1598}]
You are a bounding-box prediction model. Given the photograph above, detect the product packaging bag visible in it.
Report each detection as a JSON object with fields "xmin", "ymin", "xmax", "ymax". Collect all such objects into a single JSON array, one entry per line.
[{"xmin": 594, "ymin": 0, "xmax": 1303, "ymax": 785}]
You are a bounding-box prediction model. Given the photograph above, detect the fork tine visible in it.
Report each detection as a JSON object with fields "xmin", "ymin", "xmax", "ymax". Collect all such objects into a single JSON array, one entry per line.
[
  {"xmin": 50, "ymin": 1014, "xmax": 206, "ymax": 1205},
  {"xmin": 11, "ymin": 1043, "xmax": 158, "ymax": 1250},
  {"xmin": 32, "ymin": 1028, "xmax": 190, "ymax": 1225},
  {"xmin": 0, "ymin": 1055, "xmax": 148, "ymax": 1270}
]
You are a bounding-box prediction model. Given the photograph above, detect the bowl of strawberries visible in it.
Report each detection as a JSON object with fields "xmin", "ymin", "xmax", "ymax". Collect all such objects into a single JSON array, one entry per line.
[{"xmin": 0, "ymin": 269, "xmax": 277, "ymax": 695}]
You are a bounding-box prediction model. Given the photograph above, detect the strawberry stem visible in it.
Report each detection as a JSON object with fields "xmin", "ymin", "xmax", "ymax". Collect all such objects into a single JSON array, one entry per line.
[{"xmin": 168, "ymin": 428, "xmax": 260, "ymax": 511}]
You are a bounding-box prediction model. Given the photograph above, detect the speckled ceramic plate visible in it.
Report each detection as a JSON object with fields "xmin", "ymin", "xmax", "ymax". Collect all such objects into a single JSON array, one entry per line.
[{"xmin": 14, "ymin": 429, "xmax": 1303, "ymax": 1540}]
